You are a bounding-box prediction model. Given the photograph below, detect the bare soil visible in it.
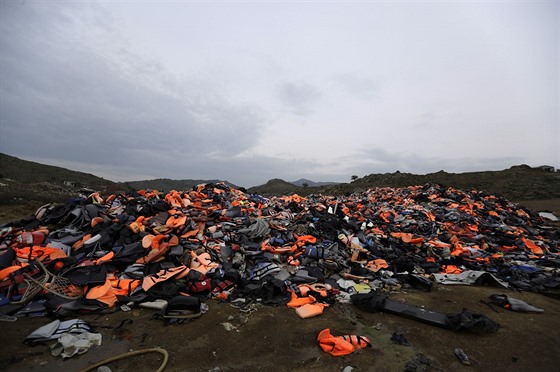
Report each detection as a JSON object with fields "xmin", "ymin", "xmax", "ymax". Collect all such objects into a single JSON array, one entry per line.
[{"xmin": 0, "ymin": 284, "xmax": 558, "ymax": 372}]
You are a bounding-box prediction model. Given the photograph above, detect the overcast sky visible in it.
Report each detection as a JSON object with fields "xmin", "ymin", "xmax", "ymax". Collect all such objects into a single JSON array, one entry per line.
[{"xmin": 1, "ymin": 1, "xmax": 558, "ymax": 188}]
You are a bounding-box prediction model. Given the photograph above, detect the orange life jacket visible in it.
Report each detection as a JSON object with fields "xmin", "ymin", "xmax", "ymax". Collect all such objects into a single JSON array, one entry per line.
[{"xmin": 317, "ymin": 328, "xmax": 370, "ymax": 356}]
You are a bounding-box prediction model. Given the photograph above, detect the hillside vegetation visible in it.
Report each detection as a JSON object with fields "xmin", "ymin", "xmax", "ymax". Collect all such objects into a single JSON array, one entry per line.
[
  {"xmin": 1, "ymin": 153, "xmax": 559, "ymax": 218},
  {"xmin": 248, "ymin": 165, "xmax": 560, "ymax": 202},
  {"xmin": 0, "ymin": 153, "xmax": 122, "ymax": 206},
  {"xmin": 0, "ymin": 153, "xmax": 116, "ymax": 191},
  {"xmin": 326, "ymin": 165, "xmax": 560, "ymax": 201}
]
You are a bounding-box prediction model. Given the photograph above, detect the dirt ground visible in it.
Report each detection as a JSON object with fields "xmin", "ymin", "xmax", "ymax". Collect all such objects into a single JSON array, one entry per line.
[
  {"xmin": 0, "ymin": 284, "xmax": 558, "ymax": 372},
  {"xmin": 0, "ymin": 200, "xmax": 559, "ymax": 372}
]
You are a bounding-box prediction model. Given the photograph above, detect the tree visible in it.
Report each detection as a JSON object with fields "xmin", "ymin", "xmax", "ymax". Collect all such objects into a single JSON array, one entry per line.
[
  {"xmin": 351, "ymin": 175, "xmax": 358, "ymax": 181},
  {"xmin": 302, "ymin": 182, "xmax": 309, "ymax": 188}
]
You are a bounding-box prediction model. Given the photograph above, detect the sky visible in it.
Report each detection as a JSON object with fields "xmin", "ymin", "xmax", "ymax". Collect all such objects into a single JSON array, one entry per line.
[{"xmin": 0, "ymin": 0, "xmax": 558, "ymax": 188}]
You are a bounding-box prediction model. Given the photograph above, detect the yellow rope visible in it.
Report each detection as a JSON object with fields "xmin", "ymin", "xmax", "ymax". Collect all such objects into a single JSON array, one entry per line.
[{"xmin": 81, "ymin": 347, "xmax": 169, "ymax": 372}]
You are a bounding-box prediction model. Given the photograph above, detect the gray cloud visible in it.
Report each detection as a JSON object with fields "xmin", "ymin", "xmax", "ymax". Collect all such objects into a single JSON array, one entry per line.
[
  {"xmin": 329, "ymin": 72, "xmax": 379, "ymax": 100},
  {"xmin": 24, "ymin": 152, "xmax": 324, "ymax": 189},
  {"xmin": 276, "ymin": 81, "xmax": 321, "ymax": 116},
  {"xmin": 0, "ymin": 1, "xmax": 264, "ymax": 176}
]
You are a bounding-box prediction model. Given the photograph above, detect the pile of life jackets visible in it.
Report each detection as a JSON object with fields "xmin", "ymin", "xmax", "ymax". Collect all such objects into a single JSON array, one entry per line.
[{"xmin": 0, "ymin": 182, "xmax": 558, "ymax": 320}]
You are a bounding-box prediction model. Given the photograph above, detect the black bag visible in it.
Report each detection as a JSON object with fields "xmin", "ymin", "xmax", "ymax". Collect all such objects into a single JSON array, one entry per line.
[
  {"xmin": 64, "ymin": 264, "xmax": 107, "ymax": 286},
  {"xmin": 165, "ymin": 295, "xmax": 201, "ymax": 315},
  {"xmin": 147, "ymin": 279, "xmax": 187, "ymax": 300},
  {"xmin": 445, "ymin": 309, "xmax": 500, "ymax": 334}
]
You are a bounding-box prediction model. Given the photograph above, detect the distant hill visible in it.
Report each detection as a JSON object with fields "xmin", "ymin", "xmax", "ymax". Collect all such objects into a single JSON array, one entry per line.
[
  {"xmin": 248, "ymin": 178, "xmax": 338, "ymax": 196},
  {"xmin": 248, "ymin": 165, "xmax": 560, "ymax": 201},
  {"xmin": 124, "ymin": 178, "xmax": 239, "ymax": 193},
  {"xmin": 322, "ymin": 165, "xmax": 560, "ymax": 201},
  {"xmin": 290, "ymin": 178, "xmax": 339, "ymax": 187},
  {"xmin": 248, "ymin": 178, "xmax": 302, "ymax": 196},
  {"xmin": 0, "ymin": 153, "xmax": 117, "ymax": 190},
  {"xmin": 0, "ymin": 153, "xmax": 237, "ymax": 207},
  {"xmin": 0, "ymin": 153, "xmax": 123, "ymax": 205}
]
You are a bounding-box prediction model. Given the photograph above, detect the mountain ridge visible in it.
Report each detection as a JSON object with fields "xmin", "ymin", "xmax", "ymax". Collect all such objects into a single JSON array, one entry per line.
[{"xmin": 2, "ymin": 153, "xmax": 559, "ymax": 206}]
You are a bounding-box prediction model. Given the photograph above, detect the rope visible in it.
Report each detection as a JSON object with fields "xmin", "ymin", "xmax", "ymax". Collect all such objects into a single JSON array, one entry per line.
[
  {"xmin": 230, "ymin": 301, "xmax": 260, "ymax": 315},
  {"xmin": 81, "ymin": 348, "xmax": 169, "ymax": 372}
]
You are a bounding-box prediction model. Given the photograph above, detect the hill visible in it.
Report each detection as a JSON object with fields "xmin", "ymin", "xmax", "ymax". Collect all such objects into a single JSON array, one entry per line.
[
  {"xmin": 0, "ymin": 153, "xmax": 123, "ymax": 206},
  {"xmin": 248, "ymin": 178, "xmax": 301, "ymax": 196},
  {"xmin": 124, "ymin": 178, "xmax": 239, "ymax": 193},
  {"xmin": 324, "ymin": 165, "xmax": 560, "ymax": 201},
  {"xmin": 0, "ymin": 153, "xmax": 116, "ymax": 190},
  {"xmin": 0, "ymin": 153, "xmax": 236, "ymax": 210},
  {"xmin": 249, "ymin": 178, "xmax": 337, "ymax": 195},
  {"xmin": 290, "ymin": 178, "xmax": 339, "ymax": 187},
  {"xmin": 249, "ymin": 165, "xmax": 560, "ymax": 202}
]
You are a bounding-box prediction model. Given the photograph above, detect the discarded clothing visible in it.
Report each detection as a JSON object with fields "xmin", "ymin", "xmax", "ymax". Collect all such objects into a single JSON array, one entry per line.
[
  {"xmin": 432, "ymin": 271, "xmax": 509, "ymax": 288},
  {"xmin": 50, "ymin": 331, "xmax": 102, "ymax": 358},
  {"xmin": 538, "ymin": 212, "xmax": 559, "ymax": 222},
  {"xmin": 391, "ymin": 330, "xmax": 410, "ymax": 346},
  {"xmin": 489, "ymin": 294, "xmax": 544, "ymax": 313},
  {"xmin": 25, "ymin": 319, "xmax": 92, "ymax": 343}
]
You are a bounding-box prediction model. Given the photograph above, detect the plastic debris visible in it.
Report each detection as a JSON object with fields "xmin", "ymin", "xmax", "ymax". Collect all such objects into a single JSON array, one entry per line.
[{"xmin": 454, "ymin": 348, "xmax": 471, "ymax": 365}]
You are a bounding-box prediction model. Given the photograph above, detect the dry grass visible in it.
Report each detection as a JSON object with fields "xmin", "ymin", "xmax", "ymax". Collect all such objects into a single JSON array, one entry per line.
[{"xmin": 0, "ymin": 202, "xmax": 45, "ymax": 225}]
